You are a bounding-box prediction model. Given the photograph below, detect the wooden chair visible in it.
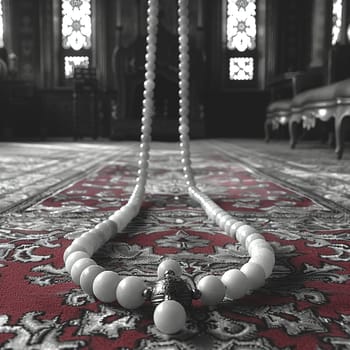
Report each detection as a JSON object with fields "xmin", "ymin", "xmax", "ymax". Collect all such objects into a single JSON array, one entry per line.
[
  {"xmin": 265, "ymin": 67, "xmax": 325, "ymax": 142},
  {"xmin": 288, "ymin": 83, "xmax": 338, "ymax": 149},
  {"xmin": 264, "ymin": 99, "xmax": 291, "ymax": 142}
]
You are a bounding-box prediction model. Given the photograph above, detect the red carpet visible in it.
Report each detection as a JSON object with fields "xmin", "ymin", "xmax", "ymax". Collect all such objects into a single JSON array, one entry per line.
[{"xmin": 0, "ymin": 140, "xmax": 349, "ymax": 349}]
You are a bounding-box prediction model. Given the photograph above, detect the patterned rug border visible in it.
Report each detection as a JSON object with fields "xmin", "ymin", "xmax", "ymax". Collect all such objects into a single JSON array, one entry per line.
[
  {"xmin": 210, "ymin": 140, "xmax": 350, "ymax": 215},
  {"xmin": 0, "ymin": 147, "xmax": 128, "ymax": 215}
]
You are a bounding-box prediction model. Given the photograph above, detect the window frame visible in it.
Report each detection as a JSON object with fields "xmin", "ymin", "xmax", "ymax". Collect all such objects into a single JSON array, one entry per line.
[
  {"xmin": 59, "ymin": 0, "xmax": 94, "ymax": 84},
  {"xmin": 222, "ymin": 0, "xmax": 258, "ymax": 89}
]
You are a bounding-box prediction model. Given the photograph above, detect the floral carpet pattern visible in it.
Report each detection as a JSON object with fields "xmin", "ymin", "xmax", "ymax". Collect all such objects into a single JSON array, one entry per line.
[{"xmin": 0, "ymin": 140, "xmax": 349, "ymax": 350}]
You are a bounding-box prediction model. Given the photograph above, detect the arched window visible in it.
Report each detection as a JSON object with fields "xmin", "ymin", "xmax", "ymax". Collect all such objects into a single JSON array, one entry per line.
[
  {"xmin": 61, "ymin": 0, "xmax": 92, "ymax": 79},
  {"xmin": 332, "ymin": 0, "xmax": 343, "ymax": 45},
  {"xmin": 226, "ymin": 0, "xmax": 257, "ymax": 83}
]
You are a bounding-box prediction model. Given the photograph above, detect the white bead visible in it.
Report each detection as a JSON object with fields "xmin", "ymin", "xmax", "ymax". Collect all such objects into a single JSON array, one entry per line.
[
  {"xmin": 221, "ymin": 269, "xmax": 249, "ymax": 300},
  {"xmin": 240, "ymin": 262, "xmax": 265, "ymax": 290},
  {"xmin": 157, "ymin": 259, "xmax": 182, "ymax": 278},
  {"xmin": 224, "ymin": 218, "xmax": 237, "ymax": 234},
  {"xmin": 95, "ymin": 219, "xmax": 118, "ymax": 233},
  {"xmin": 92, "ymin": 271, "xmax": 123, "ymax": 303},
  {"xmin": 179, "ymin": 89, "xmax": 189, "ymax": 101},
  {"xmin": 179, "ymin": 70, "xmax": 189, "ymax": 81},
  {"xmin": 63, "ymin": 243, "xmax": 89, "ymax": 262},
  {"xmin": 116, "ymin": 276, "xmax": 146, "ymax": 309},
  {"xmin": 145, "ymin": 52, "xmax": 156, "ymax": 63},
  {"xmin": 208, "ymin": 207, "xmax": 222, "ymax": 221},
  {"xmin": 145, "ymin": 70, "xmax": 155, "ymax": 80},
  {"xmin": 146, "ymin": 35, "xmax": 156, "ymax": 45},
  {"xmin": 144, "ymin": 79, "xmax": 155, "ymax": 91},
  {"xmin": 250, "ymin": 248, "xmax": 275, "ymax": 278},
  {"xmin": 179, "ymin": 80, "xmax": 189, "ymax": 91},
  {"xmin": 137, "ymin": 168, "xmax": 148, "ymax": 177},
  {"xmin": 143, "ymin": 90, "xmax": 153, "ymax": 99},
  {"xmin": 71, "ymin": 258, "xmax": 96, "ymax": 285},
  {"xmin": 179, "ymin": 35, "xmax": 189, "ymax": 46},
  {"xmin": 153, "ymin": 300, "xmax": 186, "ymax": 334},
  {"xmin": 145, "ymin": 61, "xmax": 155, "ymax": 72},
  {"xmin": 140, "ymin": 134, "xmax": 152, "ymax": 143},
  {"xmin": 80, "ymin": 265, "xmax": 105, "ymax": 296},
  {"xmin": 179, "ymin": 61, "xmax": 189, "ymax": 71},
  {"xmin": 236, "ymin": 225, "xmax": 257, "ymax": 246},
  {"xmin": 80, "ymin": 230, "xmax": 106, "ymax": 251},
  {"xmin": 65, "ymin": 251, "xmax": 90, "ymax": 274},
  {"xmin": 108, "ymin": 211, "xmax": 130, "ymax": 232},
  {"xmin": 229, "ymin": 221, "xmax": 244, "ymax": 238},
  {"xmin": 197, "ymin": 275, "xmax": 225, "ymax": 306},
  {"xmin": 178, "ymin": 124, "xmax": 189, "ymax": 135},
  {"xmin": 182, "ymin": 165, "xmax": 192, "ymax": 176},
  {"xmin": 141, "ymin": 124, "xmax": 152, "ymax": 135},
  {"xmin": 139, "ymin": 152, "xmax": 150, "ymax": 163},
  {"xmin": 244, "ymin": 233, "xmax": 265, "ymax": 249},
  {"xmin": 179, "ymin": 134, "xmax": 190, "ymax": 144},
  {"xmin": 135, "ymin": 176, "xmax": 147, "ymax": 189},
  {"xmin": 247, "ymin": 239, "xmax": 274, "ymax": 255},
  {"xmin": 216, "ymin": 213, "xmax": 232, "ymax": 229},
  {"xmin": 73, "ymin": 236, "xmax": 97, "ymax": 256}
]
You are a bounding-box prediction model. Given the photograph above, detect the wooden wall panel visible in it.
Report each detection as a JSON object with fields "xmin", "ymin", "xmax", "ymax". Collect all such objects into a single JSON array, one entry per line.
[{"xmin": 10, "ymin": 0, "xmax": 40, "ymax": 84}]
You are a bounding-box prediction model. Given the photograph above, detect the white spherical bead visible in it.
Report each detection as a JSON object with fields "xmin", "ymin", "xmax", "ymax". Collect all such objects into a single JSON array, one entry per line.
[
  {"xmin": 95, "ymin": 220, "xmax": 118, "ymax": 240},
  {"xmin": 63, "ymin": 243, "xmax": 89, "ymax": 262},
  {"xmin": 197, "ymin": 275, "xmax": 225, "ymax": 306},
  {"xmin": 145, "ymin": 70, "xmax": 155, "ymax": 80},
  {"xmin": 221, "ymin": 269, "xmax": 249, "ymax": 300},
  {"xmin": 240, "ymin": 262, "xmax": 265, "ymax": 290},
  {"xmin": 108, "ymin": 211, "xmax": 131, "ymax": 232},
  {"xmin": 116, "ymin": 276, "xmax": 146, "ymax": 309},
  {"xmin": 208, "ymin": 207, "xmax": 222, "ymax": 221},
  {"xmin": 71, "ymin": 258, "xmax": 96, "ymax": 285},
  {"xmin": 216, "ymin": 213, "xmax": 232, "ymax": 229},
  {"xmin": 153, "ymin": 300, "xmax": 186, "ymax": 334},
  {"xmin": 80, "ymin": 231, "xmax": 106, "ymax": 251},
  {"xmin": 224, "ymin": 218, "xmax": 237, "ymax": 233},
  {"xmin": 80, "ymin": 265, "xmax": 105, "ymax": 296},
  {"xmin": 179, "ymin": 70, "xmax": 189, "ymax": 81},
  {"xmin": 157, "ymin": 259, "xmax": 182, "ymax": 278},
  {"xmin": 73, "ymin": 236, "xmax": 97, "ymax": 256},
  {"xmin": 92, "ymin": 271, "xmax": 123, "ymax": 303},
  {"xmin": 229, "ymin": 221, "xmax": 244, "ymax": 238},
  {"xmin": 144, "ymin": 79, "xmax": 155, "ymax": 91},
  {"xmin": 236, "ymin": 225, "xmax": 256, "ymax": 246},
  {"xmin": 247, "ymin": 239, "xmax": 274, "ymax": 255},
  {"xmin": 244, "ymin": 233, "xmax": 265, "ymax": 249},
  {"xmin": 65, "ymin": 251, "xmax": 90, "ymax": 274},
  {"xmin": 250, "ymin": 248, "xmax": 275, "ymax": 278}
]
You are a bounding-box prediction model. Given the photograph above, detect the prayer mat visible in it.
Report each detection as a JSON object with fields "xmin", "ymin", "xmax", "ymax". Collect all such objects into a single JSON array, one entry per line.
[{"xmin": 0, "ymin": 140, "xmax": 349, "ymax": 350}]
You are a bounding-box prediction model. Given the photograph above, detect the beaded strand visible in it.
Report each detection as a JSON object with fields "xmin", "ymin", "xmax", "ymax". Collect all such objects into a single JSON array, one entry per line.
[{"xmin": 63, "ymin": 0, "xmax": 275, "ymax": 335}]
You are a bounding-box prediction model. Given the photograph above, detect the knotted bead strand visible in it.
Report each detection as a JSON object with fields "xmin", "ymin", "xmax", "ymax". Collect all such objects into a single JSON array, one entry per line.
[
  {"xmin": 63, "ymin": 0, "xmax": 275, "ymax": 335},
  {"xmin": 177, "ymin": 0, "xmax": 275, "ymax": 307}
]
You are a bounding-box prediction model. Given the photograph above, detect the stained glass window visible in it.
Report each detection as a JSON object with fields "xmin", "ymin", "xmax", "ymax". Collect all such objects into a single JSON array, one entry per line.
[
  {"xmin": 226, "ymin": 0, "xmax": 256, "ymax": 82},
  {"xmin": 227, "ymin": 0, "xmax": 256, "ymax": 52},
  {"xmin": 61, "ymin": 0, "xmax": 92, "ymax": 79},
  {"xmin": 0, "ymin": 0, "xmax": 4, "ymax": 47},
  {"xmin": 62, "ymin": 0, "xmax": 91, "ymax": 51},
  {"xmin": 65, "ymin": 56, "xmax": 89, "ymax": 78},
  {"xmin": 229, "ymin": 57, "xmax": 254, "ymax": 80},
  {"xmin": 332, "ymin": 0, "xmax": 343, "ymax": 45}
]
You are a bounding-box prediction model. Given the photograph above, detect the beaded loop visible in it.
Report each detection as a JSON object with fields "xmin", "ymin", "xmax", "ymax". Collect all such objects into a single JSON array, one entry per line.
[{"xmin": 63, "ymin": 0, "xmax": 275, "ymax": 335}]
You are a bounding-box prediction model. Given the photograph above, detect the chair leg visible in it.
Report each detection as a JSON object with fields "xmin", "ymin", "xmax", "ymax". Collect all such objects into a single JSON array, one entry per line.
[
  {"xmin": 334, "ymin": 113, "xmax": 346, "ymax": 160},
  {"xmin": 288, "ymin": 115, "xmax": 300, "ymax": 149},
  {"xmin": 264, "ymin": 119, "xmax": 271, "ymax": 143}
]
